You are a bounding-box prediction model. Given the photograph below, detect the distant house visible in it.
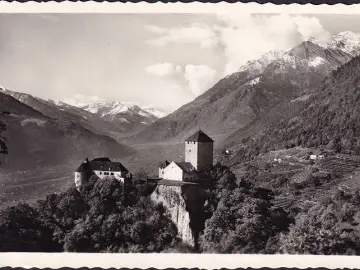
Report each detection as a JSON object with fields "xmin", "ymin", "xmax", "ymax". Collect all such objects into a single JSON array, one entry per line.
[
  {"xmin": 157, "ymin": 130, "xmax": 214, "ymax": 183},
  {"xmin": 75, "ymin": 157, "xmax": 132, "ymax": 188},
  {"xmin": 309, "ymin": 154, "xmax": 325, "ymax": 160}
]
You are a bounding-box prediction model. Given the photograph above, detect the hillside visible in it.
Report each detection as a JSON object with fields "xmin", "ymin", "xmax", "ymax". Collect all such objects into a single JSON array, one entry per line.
[
  {"xmin": 1, "ymin": 89, "xmax": 122, "ymax": 136},
  {"xmin": 225, "ymin": 54, "xmax": 360, "ymax": 165},
  {"xmin": 0, "ymin": 92, "xmax": 135, "ymax": 169},
  {"xmin": 126, "ymin": 39, "xmax": 355, "ymax": 145}
]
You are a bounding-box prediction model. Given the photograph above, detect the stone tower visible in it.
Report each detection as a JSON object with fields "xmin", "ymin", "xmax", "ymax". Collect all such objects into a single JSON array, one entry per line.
[
  {"xmin": 185, "ymin": 130, "xmax": 214, "ymax": 171},
  {"xmin": 74, "ymin": 158, "xmax": 93, "ymax": 189}
]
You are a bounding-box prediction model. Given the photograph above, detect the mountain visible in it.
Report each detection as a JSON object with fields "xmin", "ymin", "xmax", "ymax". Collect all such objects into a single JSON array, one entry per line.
[
  {"xmin": 327, "ymin": 31, "xmax": 360, "ymax": 57},
  {"xmin": 226, "ymin": 54, "xmax": 360, "ymax": 163},
  {"xmin": 0, "ymin": 92, "xmax": 135, "ymax": 169},
  {"xmin": 127, "ymin": 34, "xmax": 359, "ymax": 145},
  {"xmin": 0, "ymin": 88, "xmax": 122, "ymax": 136},
  {"xmin": 80, "ymin": 101, "xmax": 166, "ymax": 133}
]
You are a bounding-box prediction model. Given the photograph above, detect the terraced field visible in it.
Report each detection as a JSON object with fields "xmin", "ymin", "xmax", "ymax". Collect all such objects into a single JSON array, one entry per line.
[{"xmin": 272, "ymin": 155, "xmax": 360, "ymax": 210}]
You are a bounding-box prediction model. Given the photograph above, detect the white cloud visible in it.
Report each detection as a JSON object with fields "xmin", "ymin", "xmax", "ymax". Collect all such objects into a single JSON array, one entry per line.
[
  {"xmin": 145, "ymin": 14, "xmax": 331, "ymax": 76},
  {"xmin": 145, "ymin": 23, "xmax": 218, "ymax": 49},
  {"xmin": 216, "ymin": 13, "xmax": 331, "ymax": 75},
  {"xmin": 146, "ymin": 63, "xmax": 218, "ymax": 97},
  {"xmin": 63, "ymin": 94, "xmax": 105, "ymax": 107},
  {"xmin": 145, "ymin": 62, "xmax": 181, "ymax": 77},
  {"xmin": 184, "ymin": 65, "xmax": 217, "ymax": 96}
]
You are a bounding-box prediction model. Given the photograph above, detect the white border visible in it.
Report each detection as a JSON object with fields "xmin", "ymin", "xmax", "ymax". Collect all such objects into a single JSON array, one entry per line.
[
  {"xmin": 1, "ymin": 2, "xmax": 360, "ymax": 269},
  {"xmin": 0, "ymin": 2, "xmax": 360, "ymax": 14},
  {"xmin": 1, "ymin": 253, "xmax": 360, "ymax": 269}
]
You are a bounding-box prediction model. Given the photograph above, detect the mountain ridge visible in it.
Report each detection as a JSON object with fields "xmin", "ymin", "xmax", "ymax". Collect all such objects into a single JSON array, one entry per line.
[
  {"xmin": 0, "ymin": 91, "xmax": 135, "ymax": 169},
  {"xmin": 125, "ymin": 33, "xmax": 360, "ymax": 145}
]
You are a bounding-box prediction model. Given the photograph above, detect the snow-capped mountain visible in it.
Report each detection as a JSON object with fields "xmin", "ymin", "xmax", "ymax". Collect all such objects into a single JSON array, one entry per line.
[
  {"xmin": 236, "ymin": 31, "xmax": 360, "ymax": 81},
  {"xmin": 79, "ymin": 100, "xmax": 167, "ymax": 132},
  {"xmin": 327, "ymin": 31, "xmax": 360, "ymax": 57},
  {"xmin": 128, "ymin": 32, "xmax": 360, "ymax": 144},
  {"xmin": 142, "ymin": 105, "xmax": 167, "ymax": 118},
  {"xmin": 0, "ymin": 88, "xmax": 123, "ymax": 136}
]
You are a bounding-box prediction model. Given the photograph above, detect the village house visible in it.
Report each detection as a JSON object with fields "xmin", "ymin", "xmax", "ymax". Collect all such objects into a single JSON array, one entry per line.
[
  {"xmin": 157, "ymin": 130, "xmax": 214, "ymax": 184},
  {"xmin": 74, "ymin": 157, "xmax": 132, "ymax": 188}
]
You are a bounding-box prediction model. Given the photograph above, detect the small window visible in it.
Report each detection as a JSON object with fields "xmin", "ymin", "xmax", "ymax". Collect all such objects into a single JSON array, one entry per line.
[
  {"xmin": 162, "ymin": 171, "xmax": 164, "ymax": 174},
  {"xmin": 111, "ymin": 173, "xmax": 114, "ymax": 175},
  {"xmin": 189, "ymin": 149, "xmax": 191, "ymax": 152}
]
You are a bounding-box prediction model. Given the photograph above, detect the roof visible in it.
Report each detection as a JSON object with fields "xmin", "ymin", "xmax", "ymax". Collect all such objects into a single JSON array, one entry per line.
[
  {"xmin": 175, "ymin": 162, "xmax": 195, "ymax": 173},
  {"xmin": 159, "ymin": 160, "xmax": 170, "ymax": 169},
  {"xmin": 185, "ymin": 130, "xmax": 214, "ymax": 142},
  {"xmin": 91, "ymin": 157, "xmax": 111, "ymax": 162},
  {"xmin": 76, "ymin": 158, "xmax": 129, "ymax": 173},
  {"xmin": 90, "ymin": 161, "xmax": 128, "ymax": 172},
  {"xmin": 75, "ymin": 161, "xmax": 92, "ymax": 173}
]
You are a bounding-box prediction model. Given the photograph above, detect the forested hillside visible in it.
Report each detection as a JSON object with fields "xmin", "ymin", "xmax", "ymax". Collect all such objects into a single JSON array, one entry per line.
[{"xmin": 227, "ymin": 55, "xmax": 360, "ymax": 163}]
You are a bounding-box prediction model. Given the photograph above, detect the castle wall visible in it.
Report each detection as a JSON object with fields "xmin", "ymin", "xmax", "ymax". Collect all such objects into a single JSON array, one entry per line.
[
  {"xmin": 197, "ymin": 142, "xmax": 213, "ymax": 171},
  {"xmin": 74, "ymin": 172, "xmax": 84, "ymax": 188},
  {"xmin": 185, "ymin": 141, "xmax": 198, "ymax": 169},
  {"xmin": 163, "ymin": 162, "xmax": 183, "ymax": 181},
  {"xmin": 159, "ymin": 168, "xmax": 165, "ymax": 178},
  {"xmin": 185, "ymin": 141, "xmax": 213, "ymax": 171}
]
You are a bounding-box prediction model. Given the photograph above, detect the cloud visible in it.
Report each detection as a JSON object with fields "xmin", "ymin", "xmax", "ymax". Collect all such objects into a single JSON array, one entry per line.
[
  {"xmin": 216, "ymin": 13, "xmax": 331, "ymax": 75},
  {"xmin": 145, "ymin": 23, "xmax": 218, "ymax": 49},
  {"xmin": 145, "ymin": 62, "xmax": 181, "ymax": 77},
  {"xmin": 63, "ymin": 94, "xmax": 105, "ymax": 107},
  {"xmin": 145, "ymin": 14, "xmax": 331, "ymax": 75},
  {"xmin": 145, "ymin": 63, "xmax": 218, "ymax": 96}
]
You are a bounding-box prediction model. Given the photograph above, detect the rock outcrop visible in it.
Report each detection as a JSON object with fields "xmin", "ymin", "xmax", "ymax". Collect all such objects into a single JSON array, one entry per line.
[{"xmin": 150, "ymin": 184, "xmax": 207, "ymax": 249}]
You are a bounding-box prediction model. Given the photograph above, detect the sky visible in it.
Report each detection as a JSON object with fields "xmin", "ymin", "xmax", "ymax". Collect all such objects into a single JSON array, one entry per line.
[{"xmin": 0, "ymin": 13, "xmax": 360, "ymax": 112}]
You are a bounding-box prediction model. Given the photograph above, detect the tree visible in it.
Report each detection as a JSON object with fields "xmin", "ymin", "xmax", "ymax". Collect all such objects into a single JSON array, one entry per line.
[
  {"xmin": 279, "ymin": 190, "xmax": 360, "ymax": 254},
  {"xmin": 200, "ymin": 163, "xmax": 291, "ymax": 253},
  {"xmin": 0, "ymin": 119, "xmax": 8, "ymax": 161},
  {"xmin": 0, "ymin": 203, "xmax": 59, "ymax": 252}
]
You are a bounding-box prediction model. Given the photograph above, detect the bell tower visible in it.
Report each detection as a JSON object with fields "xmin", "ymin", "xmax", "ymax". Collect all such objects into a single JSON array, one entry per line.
[{"xmin": 185, "ymin": 130, "xmax": 214, "ymax": 171}]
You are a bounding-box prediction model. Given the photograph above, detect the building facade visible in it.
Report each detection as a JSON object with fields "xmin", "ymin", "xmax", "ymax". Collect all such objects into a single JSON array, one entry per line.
[
  {"xmin": 158, "ymin": 130, "xmax": 214, "ymax": 182},
  {"xmin": 75, "ymin": 157, "xmax": 132, "ymax": 188},
  {"xmin": 184, "ymin": 130, "xmax": 214, "ymax": 171}
]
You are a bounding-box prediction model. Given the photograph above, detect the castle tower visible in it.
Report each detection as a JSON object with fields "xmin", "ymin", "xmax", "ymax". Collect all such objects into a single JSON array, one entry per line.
[
  {"xmin": 185, "ymin": 130, "xmax": 214, "ymax": 171},
  {"xmin": 74, "ymin": 158, "xmax": 93, "ymax": 189}
]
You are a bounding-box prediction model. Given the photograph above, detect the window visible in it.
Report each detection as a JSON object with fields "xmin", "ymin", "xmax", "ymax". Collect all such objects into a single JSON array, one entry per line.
[
  {"xmin": 162, "ymin": 171, "xmax": 164, "ymax": 174},
  {"xmin": 189, "ymin": 149, "xmax": 191, "ymax": 152},
  {"xmin": 100, "ymin": 172, "xmax": 102, "ymax": 175},
  {"xmin": 111, "ymin": 173, "xmax": 114, "ymax": 175}
]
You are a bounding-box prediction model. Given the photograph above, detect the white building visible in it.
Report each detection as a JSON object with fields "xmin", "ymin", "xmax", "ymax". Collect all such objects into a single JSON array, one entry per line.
[
  {"xmin": 158, "ymin": 130, "xmax": 214, "ymax": 183},
  {"xmin": 75, "ymin": 157, "xmax": 132, "ymax": 188}
]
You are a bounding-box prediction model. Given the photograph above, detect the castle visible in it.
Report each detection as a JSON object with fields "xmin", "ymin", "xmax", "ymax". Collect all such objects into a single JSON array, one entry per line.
[
  {"xmin": 74, "ymin": 130, "xmax": 214, "ymax": 188},
  {"xmin": 156, "ymin": 130, "xmax": 214, "ymax": 184},
  {"xmin": 74, "ymin": 157, "xmax": 132, "ymax": 188}
]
